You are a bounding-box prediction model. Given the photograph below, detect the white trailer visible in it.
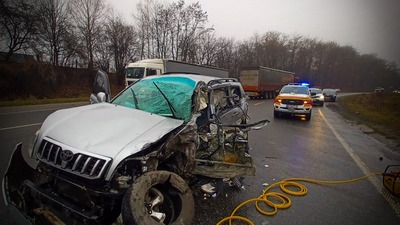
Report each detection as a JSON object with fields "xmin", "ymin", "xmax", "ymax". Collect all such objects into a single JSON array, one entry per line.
[{"xmin": 125, "ymin": 59, "xmax": 229, "ymax": 85}]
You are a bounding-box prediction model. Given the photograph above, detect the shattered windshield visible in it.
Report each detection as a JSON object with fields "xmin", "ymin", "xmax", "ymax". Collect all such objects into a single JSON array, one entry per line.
[
  {"xmin": 125, "ymin": 67, "xmax": 145, "ymax": 79},
  {"xmin": 112, "ymin": 76, "xmax": 196, "ymax": 122}
]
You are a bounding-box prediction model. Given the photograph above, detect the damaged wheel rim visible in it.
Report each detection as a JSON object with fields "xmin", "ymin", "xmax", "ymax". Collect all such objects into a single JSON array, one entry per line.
[{"xmin": 145, "ymin": 186, "xmax": 176, "ymax": 224}]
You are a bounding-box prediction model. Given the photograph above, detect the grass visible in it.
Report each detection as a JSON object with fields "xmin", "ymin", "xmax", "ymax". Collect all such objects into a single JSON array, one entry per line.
[
  {"xmin": 329, "ymin": 93, "xmax": 400, "ymax": 151},
  {"xmin": 338, "ymin": 93, "xmax": 400, "ymax": 130}
]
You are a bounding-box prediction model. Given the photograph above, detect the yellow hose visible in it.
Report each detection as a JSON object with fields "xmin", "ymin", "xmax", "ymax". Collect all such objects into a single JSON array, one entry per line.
[{"xmin": 216, "ymin": 173, "xmax": 382, "ymax": 225}]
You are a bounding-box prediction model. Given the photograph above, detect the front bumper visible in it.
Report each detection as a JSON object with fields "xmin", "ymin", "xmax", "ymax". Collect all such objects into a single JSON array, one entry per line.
[
  {"xmin": 312, "ymin": 99, "xmax": 324, "ymax": 105},
  {"xmin": 2, "ymin": 144, "xmax": 117, "ymax": 225},
  {"xmin": 274, "ymin": 104, "xmax": 312, "ymax": 114},
  {"xmin": 2, "ymin": 143, "xmax": 34, "ymax": 225},
  {"xmin": 324, "ymin": 96, "xmax": 336, "ymax": 101}
]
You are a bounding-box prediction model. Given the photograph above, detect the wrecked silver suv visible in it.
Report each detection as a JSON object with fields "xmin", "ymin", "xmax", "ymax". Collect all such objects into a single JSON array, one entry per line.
[{"xmin": 3, "ymin": 71, "xmax": 269, "ymax": 225}]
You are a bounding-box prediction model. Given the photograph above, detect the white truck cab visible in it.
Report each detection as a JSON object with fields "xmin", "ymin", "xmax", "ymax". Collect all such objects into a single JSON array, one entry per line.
[{"xmin": 125, "ymin": 59, "xmax": 164, "ymax": 85}]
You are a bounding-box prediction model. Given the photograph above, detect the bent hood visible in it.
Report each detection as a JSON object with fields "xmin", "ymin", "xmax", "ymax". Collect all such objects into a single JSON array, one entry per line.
[{"xmin": 39, "ymin": 103, "xmax": 184, "ymax": 159}]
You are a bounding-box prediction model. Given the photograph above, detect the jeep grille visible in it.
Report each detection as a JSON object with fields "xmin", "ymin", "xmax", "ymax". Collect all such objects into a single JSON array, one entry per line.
[
  {"xmin": 282, "ymin": 99, "xmax": 304, "ymax": 105},
  {"xmin": 37, "ymin": 138, "xmax": 111, "ymax": 180}
]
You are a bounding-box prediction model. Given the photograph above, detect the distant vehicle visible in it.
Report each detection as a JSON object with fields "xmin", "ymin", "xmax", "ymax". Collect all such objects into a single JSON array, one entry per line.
[
  {"xmin": 125, "ymin": 58, "xmax": 229, "ymax": 85},
  {"xmin": 374, "ymin": 87, "xmax": 385, "ymax": 93},
  {"xmin": 309, "ymin": 87, "xmax": 324, "ymax": 106},
  {"xmin": 393, "ymin": 89, "xmax": 400, "ymax": 94},
  {"xmin": 273, "ymin": 83, "xmax": 313, "ymax": 120},
  {"xmin": 239, "ymin": 66, "xmax": 298, "ymax": 99},
  {"xmin": 3, "ymin": 71, "xmax": 269, "ymax": 225},
  {"xmin": 323, "ymin": 88, "xmax": 338, "ymax": 102}
]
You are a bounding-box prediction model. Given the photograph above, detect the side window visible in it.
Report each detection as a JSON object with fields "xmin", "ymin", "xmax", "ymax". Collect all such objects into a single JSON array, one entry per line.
[{"xmin": 146, "ymin": 68, "xmax": 159, "ymax": 76}]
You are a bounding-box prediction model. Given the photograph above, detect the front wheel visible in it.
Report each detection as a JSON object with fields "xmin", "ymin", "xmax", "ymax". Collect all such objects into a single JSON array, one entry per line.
[
  {"xmin": 305, "ymin": 112, "xmax": 312, "ymax": 121},
  {"xmin": 273, "ymin": 110, "xmax": 279, "ymax": 118},
  {"xmin": 122, "ymin": 171, "xmax": 194, "ymax": 225}
]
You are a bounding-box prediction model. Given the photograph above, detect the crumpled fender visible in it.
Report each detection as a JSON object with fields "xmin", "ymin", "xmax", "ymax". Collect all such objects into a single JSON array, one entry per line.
[{"xmin": 2, "ymin": 143, "xmax": 35, "ymax": 225}]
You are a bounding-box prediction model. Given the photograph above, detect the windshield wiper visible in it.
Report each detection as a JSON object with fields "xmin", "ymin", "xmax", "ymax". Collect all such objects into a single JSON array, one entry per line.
[
  {"xmin": 130, "ymin": 88, "xmax": 139, "ymax": 109},
  {"xmin": 152, "ymin": 82, "xmax": 178, "ymax": 119}
]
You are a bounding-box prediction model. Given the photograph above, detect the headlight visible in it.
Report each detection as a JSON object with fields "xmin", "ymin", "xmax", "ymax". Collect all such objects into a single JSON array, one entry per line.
[
  {"xmin": 319, "ymin": 95, "xmax": 324, "ymax": 100},
  {"xmin": 28, "ymin": 129, "xmax": 40, "ymax": 158}
]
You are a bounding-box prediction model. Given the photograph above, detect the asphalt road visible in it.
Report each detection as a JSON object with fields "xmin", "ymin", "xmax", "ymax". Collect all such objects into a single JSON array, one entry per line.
[{"xmin": 1, "ymin": 99, "xmax": 400, "ymax": 225}]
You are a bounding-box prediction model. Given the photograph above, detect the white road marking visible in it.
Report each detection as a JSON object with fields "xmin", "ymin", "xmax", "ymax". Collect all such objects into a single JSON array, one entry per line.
[
  {"xmin": 319, "ymin": 109, "xmax": 400, "ymax": 217},
  {"xmin": 0, "ymin": 123, "xmax": 42, "ymax": 131},
  {"xmin": 254, "ymin": 102, "xmax": 265, "ymax": 106},
  {"xmin": 0, "ymin": 108, "xmax": 54, "ymax": 115}
]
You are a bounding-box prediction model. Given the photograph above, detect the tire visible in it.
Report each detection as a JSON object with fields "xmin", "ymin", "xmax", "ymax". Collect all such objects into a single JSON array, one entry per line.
[
  {"xmin": 305, "ymin": 112, "xmax": 312, "ymax": 121},
  {"xmin": 122, "ymin": 171, "xmax": 194, "ymax": 225},
  {"xmin": 273, "ymin": 110, "xmax": 279, "ymax": 118}
]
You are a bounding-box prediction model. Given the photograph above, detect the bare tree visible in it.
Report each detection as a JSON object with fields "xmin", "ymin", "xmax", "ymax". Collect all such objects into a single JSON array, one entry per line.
[
  {"xmin": 94, "ymin": 31, "xmax": 112, "ymax": 72},
  {"xmin": 135, "ymin": 0, "xmax": 155, "ymax": 59},
  {"xmin": 35, "ymin": 0, "xmax": 71, "ymax": 65},
  {"xmin": 0, "ymin": 0, "xmax": 38, "ymax": 61},
  {"xmin": 106, "ymin": 12, "xmax": 138, "ymax": 84},
  {"xmin": 69, "ymin": 0, "xmax": 106, "ymax": 70},
  {"xmin": 195, "ymin": 31, "xmax": 217, "ymax": 65},
  {"xmin": 172, "ymin": 1, "xmax": 208, "ymax": 62}
]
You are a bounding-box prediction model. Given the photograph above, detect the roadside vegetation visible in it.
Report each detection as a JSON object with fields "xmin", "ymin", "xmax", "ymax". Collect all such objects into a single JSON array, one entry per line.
[{"xmin": 329, "ymin": 93, "xmax": 400, "ymax": 150}]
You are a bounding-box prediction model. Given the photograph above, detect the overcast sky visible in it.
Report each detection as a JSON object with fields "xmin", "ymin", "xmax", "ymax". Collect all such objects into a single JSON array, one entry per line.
[{"xmin": 107, "ymin": 0, "xmax": 400, "ymax": 66}]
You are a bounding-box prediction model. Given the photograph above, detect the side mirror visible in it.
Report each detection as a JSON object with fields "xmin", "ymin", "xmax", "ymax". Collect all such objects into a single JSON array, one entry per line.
[
  {"xmin": 91, "ymin": 70, "xmax": 111, "ymax": 103},
  {"xmin": 97, "ymin": 92, "xmax": 107, "ymax": 102},
  {"xmin": 89, "ymin": 92, "xmax": 107, "ymax": 104}
]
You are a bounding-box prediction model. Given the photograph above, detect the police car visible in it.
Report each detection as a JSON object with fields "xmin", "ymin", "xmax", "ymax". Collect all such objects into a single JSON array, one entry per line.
[{"xmin": 273, "ymin": 83, "xmax": 313, "ymax": 120}]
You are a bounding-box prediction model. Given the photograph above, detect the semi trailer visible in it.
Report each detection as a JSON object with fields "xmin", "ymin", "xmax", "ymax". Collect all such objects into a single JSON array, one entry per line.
[{"xmin": 239, "ymin": 66, "xmax": 297, "ymax": 99}]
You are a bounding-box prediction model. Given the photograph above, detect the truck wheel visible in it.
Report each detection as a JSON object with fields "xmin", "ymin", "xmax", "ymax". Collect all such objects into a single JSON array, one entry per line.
[{"xmin": 122, "ymin": 171, "xmax": 194, "ymax": 225}]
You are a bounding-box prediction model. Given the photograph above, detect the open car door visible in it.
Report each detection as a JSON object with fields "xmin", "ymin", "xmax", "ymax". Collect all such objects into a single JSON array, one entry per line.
[{"xmin": 90, "ymin": 70, "xmax": 111, "ymax": 103}]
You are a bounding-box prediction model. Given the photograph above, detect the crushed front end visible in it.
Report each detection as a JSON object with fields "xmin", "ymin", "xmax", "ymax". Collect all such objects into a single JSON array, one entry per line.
[{"xmin": 2, "ymin": 143, "xmax": 124, "ymax": 225}]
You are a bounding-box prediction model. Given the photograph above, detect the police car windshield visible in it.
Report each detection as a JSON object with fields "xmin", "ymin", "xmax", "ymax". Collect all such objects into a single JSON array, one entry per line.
[{"xmin": 281, "ymin": 86, "xmax": 309, "ymax": 95}]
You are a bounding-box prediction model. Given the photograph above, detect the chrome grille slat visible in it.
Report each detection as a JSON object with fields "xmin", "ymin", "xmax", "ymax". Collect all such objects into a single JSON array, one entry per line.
[
  {"xmin": 40, "ymin": 142, "xmax": 48, "ymax": 158},
  {"xmin": 53, "ymin": 147, "xmax": 61, "ymax": 164},
  {"xmin": 81, "ymin": 157, "xmax": 92, "ymax": 174},
  {"xmin": 46, "ymin": 144, "xmax": 53, "ymax": 161},
  {"xmin": 90, "ymin": 160, "xmax": 101, "ymax": 176},
  {"xmin": 36, "ymin": 139, "xmax": 110, "ymax": 180},
  {"xmin": 72, "ymin": 155, "xmax": 83, "ymax": 171}
]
